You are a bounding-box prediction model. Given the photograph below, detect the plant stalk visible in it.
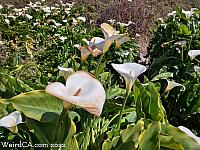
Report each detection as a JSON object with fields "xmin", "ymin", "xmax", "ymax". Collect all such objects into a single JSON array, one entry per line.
[
  {"xmin": 95, "ymin": 52, "xmax": 105, "ymax": 76},
  {"xmin": 117, "ymin": 90, "xmax": 129, "ymax": 129}
]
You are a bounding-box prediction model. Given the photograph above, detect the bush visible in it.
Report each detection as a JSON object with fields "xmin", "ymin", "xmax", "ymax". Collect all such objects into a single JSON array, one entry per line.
[{"xmin": 148, "ymin": 7, "xmax": 200, "ymax": 135}]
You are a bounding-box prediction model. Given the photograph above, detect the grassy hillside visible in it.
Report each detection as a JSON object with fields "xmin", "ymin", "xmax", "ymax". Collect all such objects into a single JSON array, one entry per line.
[{"xmin": 0, "ymin": 0, "xmax": 199, "ymax": 51}]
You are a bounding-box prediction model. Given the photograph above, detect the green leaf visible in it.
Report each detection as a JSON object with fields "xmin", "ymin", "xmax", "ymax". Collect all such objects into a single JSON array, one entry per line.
[
  {"xmin": 106, "ymin": 86, "xmax": 125, "ymax": 100},
  {"xmin": 160, "ymin": 134, "xmax": 184, "ymax": 150},
  {"xmin": 146, "ymin": 83, "xmax": 167, "ymax": 122},
  {"xmin": 61, "ymin": 117, "xmax": 79, "ymax": 150},
  {"xmin": 134, "ymin": 81, "xmax": 168, "ymax": 123},
  {"xmin": 26, "ymin": 118, "xmax": 54, "ymax": 144},
  {"xmin": 161, "ymin": 124, "xmax": 200, "ymax": 150},
  {"xmin": 68, "ymin": 111, "xmax": 81, "ymax": 122},
  {"xmin": 138, "ymin": 122, "xmax": 161, "ymax": 150},
  {"xmin": 0, "ymin": 101, "xmax": 8, "ymax": 118},
  {"xmin": 152, "ymin": 72, "xmax": 173, "ymax": 81},
  {"xmin": 114, "ymin": 119, "xmax": 144, "ymax": 150},
  {"xmin": 121, "ymin": 119, "xmax": 144, "ymax": 143},
  {"xmin": 8, "ymin": 90, "xmax": 63, "ymax": 121},
  {"xmin": 80, "ymin": 126, "xmax": 91, "ymax": 150},
  {"xmin": 178, "ymin": 24, "xmax": 191, "ymax": 35},
  {"xmin": 102, "ymin": 136, "xmax": 120, "ymax": 150}
]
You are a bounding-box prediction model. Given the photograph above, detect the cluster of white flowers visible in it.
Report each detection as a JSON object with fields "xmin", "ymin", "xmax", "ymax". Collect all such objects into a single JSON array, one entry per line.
[
  {"xmin": 167, "ymin": 8, "xmax": 198, "ymax": 18},
  {"xmin": 0, "ymin": 0, "xmax": 88, "ymax": 45},
  {"xmin": 117, "ymin": 21, "xmax": 133, "ymax": 27},
  {"xmin": 107, "ymin": 19, "xmax": 134, "ymax": 27}
]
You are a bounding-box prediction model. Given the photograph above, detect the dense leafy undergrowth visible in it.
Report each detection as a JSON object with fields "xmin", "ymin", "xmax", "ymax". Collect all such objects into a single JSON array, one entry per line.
[{"xmin": 0, "ymin": 1, "xmax": 199, "ymax": 150}]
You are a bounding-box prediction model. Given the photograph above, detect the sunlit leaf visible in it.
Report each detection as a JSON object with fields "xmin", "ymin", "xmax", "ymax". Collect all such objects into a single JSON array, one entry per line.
[{"xmin": 8, "ymin": 90, "xmax": 63, "ymax": 121}]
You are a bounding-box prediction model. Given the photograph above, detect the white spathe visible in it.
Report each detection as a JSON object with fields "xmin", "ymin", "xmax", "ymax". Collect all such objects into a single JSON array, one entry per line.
[
  {"xmin": 59, "ymin": 36, "xmax": 67, "ymax": 43},
  {"xmin": 58, "ymin": 66, "xmax": 74, "ymax": 80},
  {"xmin": 80, "ymin": 23, "xmax": 129, "ymax": 62},
  {"xmin": 101, "ymin": 23, "xmax": 119, "ymax": 38},
  {"xmin": 0, "ymin": 111, "xmax": 22, "ymax": 133},
  {"xmin": 88, "ymin": 35, "xmax": 123, "ymax": 52},
  {"xmin": 100, "ymin": 23, "xmax": 129, "ymax": 48},
  {"xmin": 111, "ymin": 63, "xmax": 147, "ymax": 93},
  {"xmin": 80, "ymin": 35, "xmax": 124, "ymax": 62},
  {"xmin": 77, "ymin": 16, "xmax": 86, "ymax": 22},
  {"xmin": 46, "ymin": 71, "xmax": 106, "ymax": 116},
  {"xmin": 178, "ymin": 126, "xmax": 200, "ymax": 144},
  {"xmin": 165, "ymin": 80, "xmax": 186, "ymax": 92},
  {"xmin": 188, "ymin": 50, "xmax": 200, "ymax": 60}
]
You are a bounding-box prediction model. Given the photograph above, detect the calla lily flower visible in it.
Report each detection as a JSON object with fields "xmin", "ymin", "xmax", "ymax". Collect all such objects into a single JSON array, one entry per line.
[
  {"xmin": 0, "ymin": 111, "xmax": 22, "ymax": 133},
  {"xmin": 58, "ymin": 66, "xmax": 74, "ymax": 80},
  {"xmin": 178, "ymin": 126, "xmax": 200, "ymax": 144},
  {"xmin": 80, "ymin": 47, "xmax": 91, "ymax": 62},
  {"xmin": 89, "ymin": 35, "xmax": 126, "ymax": 52},
  {"xmin": 77, "ymin": 16, "xmax": 86, "ymax": 22},
  {"xmin": 101, "ymin": 23, "xmax": 119, "ymax": 38},
  {"xmin": 116, "ymin": 21, "xmax": 133, "ymax": 27},
  {"xmin": 80, "ymin": 35, "xmax": 124, "ymax": 62},
  {"xmin": 194, "ymin": 66, "xmax": 200, "ymax": 72},
  {"xmin": 80, "ymin": 23, "xmax": 129, "ymax": 62},
  {"xmin": 46, "ymin": 71, "xmax": 106, "ymax": 116},
  {"xmin": 100, "ymin": 23, "xmax": 130, "ymax": 48},
  {"xmin": 188, "ymin": 50, "xmax": 200, "ymax": 60},
  {"xmin": 59, "ymin": 36, "xmax": 67, "ymax": 43},
  {"xmin": 111, "ymin": 63, "xmax": 147, "ymax": 93},
  {"xmin": 165, "ymin": 80, "xmax": 186, "ymax": 92}
]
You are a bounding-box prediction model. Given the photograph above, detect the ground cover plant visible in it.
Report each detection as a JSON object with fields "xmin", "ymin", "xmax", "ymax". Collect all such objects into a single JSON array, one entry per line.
[
  {"xmin": 148, "ymin": 7, "xmax": 200, "ymax": 135},
  {"xmin": 0, "ymin": 1, "xmax": 200, "ymax": 150}
]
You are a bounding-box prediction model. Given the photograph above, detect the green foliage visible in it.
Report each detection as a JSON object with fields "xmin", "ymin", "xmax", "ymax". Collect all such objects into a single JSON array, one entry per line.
[
  {"xmin": 5, "ymin": 90, "xmax": 63, "ymax": 121},
  {"xmin": 148, "ymin": 7, "xmax": 200, "ymax": 80},
  {"xmin": 0, "ymin": 1, "xmax": 199, "ymax": 150},
  {"xmin": 148, "ymin": 7, "xmax": 200, "ymax": 134},
  {"xmin": 134, "ymin": 80, "xmax": 168, "ymax": 123}
]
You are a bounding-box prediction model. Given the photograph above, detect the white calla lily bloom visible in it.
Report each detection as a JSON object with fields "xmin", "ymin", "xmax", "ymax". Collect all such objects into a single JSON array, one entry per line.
[
  {"xmin": 5, "ymin": 19, "xmax": 10, "ymax": 24},
  {"xmin": 25, "ymin": 14, "xmax": 33, "ymax": 20},
  {"xmin": 178, "ymin": 126, "xmax": 200, "ymax": 144},
  {"xmin": 111, "ymin": 63, "xmax": 147, "ymax": 93},
  {"xmin": 80, "ymin": 35, "xmax": 125, "ymax": 62},
  {"xmin": 59, "ymin": 36, "xmax": 67, "ymax": 43},
  {"xmin": 80, "ymin": 23, "xmax": 129, "ymax": 62},
  {"xmin": 194, "ymin": 66, "xmax": 200, "ymax": 72},
  {"xmin": 100, "ymin": 23, "xmax": 129, "ymax": 48},
  {"xmin": 0, "ymin": 111, "xmax": 22, "ymax": 133},
  {"xmin": 58, "ymin": 66, "xmax": 74, "ymax": 80},
  {"xmin": 101, "ymin": 23, "xmax": 119, "ymax": 38},
  {"xmin": 46, "ymin": 71, "xmax": 106, "ymax": 116},
  {"xmin": 77, "ymin": 16, "xmax": 86, "ymax": 22},
  {"xmin": 188, "ymin": 50, "xmax": 200, "ymax": 60},
  {"xmin": 165, "ymin": 80, "xmax": 186, "ymax": 92}
]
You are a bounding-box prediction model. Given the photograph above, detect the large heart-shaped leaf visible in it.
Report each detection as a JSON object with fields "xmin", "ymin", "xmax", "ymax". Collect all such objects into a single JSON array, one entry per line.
[
  {"xmin": 8, "ymin": 90, "xmax": 63, "ymax": 121},
  {"xmin": 161, "ymin": 124, "xmax": 200, "ymax": 150}
]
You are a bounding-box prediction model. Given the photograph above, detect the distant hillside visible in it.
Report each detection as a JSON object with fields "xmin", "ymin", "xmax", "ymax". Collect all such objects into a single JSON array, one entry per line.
[{"xmin": 1, "ymin": 0, "xmax": 199, "ymax": 51}]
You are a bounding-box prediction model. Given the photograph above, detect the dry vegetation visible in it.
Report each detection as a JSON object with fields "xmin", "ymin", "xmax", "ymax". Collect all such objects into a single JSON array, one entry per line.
[{"xmin": 1, "ymin": 0, "xmax": 199, "ymax": 52}]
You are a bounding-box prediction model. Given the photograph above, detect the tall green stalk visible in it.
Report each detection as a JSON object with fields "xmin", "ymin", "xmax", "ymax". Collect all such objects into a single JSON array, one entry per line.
[
  {"xmin": 117, "ymin": 90, "xmax": 130, "ymax": 129},
  {"xmin": 95, "ymin": 52, "xmax": 105, "ymax": 76}
]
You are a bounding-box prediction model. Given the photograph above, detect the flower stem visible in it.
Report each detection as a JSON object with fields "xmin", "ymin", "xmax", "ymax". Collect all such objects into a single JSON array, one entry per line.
[
  {"xmin": 117, "ymin": 90, "xmax": 129, "ymax": 130},
  {"xmin": 95, "ymin": 53, "xmax": 105, "ymax": 77},
  {"xmin": 181, "ymin": 46, "xmax": 184, "ymax": 62}
]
